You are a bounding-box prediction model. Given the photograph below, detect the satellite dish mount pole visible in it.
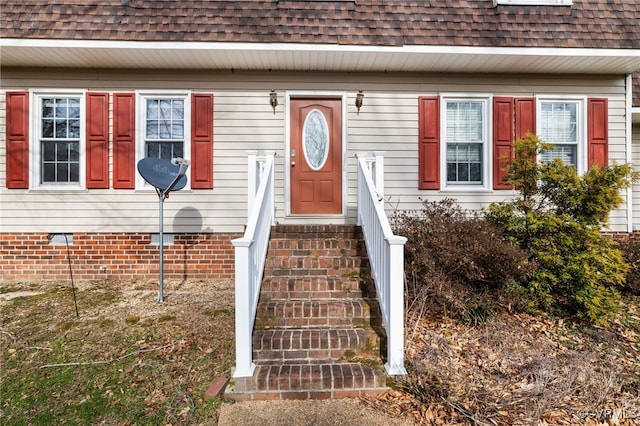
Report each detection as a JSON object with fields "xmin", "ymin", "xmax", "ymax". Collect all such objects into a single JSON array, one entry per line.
[{"xmin": 155, "ymin": 159, "xmax": 190, "ymax": 302}]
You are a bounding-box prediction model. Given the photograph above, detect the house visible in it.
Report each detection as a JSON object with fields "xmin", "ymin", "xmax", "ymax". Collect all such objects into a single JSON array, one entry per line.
[
  {"xmin": 2, "ymin": 0, "xmax": 639, "ymax": 281},
  {"xmin": 1, "ymin": 0, "xmax": 640, "ymax": 394}
]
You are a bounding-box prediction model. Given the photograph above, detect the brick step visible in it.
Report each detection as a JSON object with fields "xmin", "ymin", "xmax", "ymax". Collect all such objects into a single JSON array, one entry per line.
[
  {"xmin": 252, "ymin": 328, "xmax": 381, "ymax": 363},
  {"xmin": 269, "ymin": 224, "xmax": 364, "ymax": 240},
  {"xmin": 260, "ymin": 276, "xmax": 375, "ymax": 300},
  {"xmin": 227, "ymin": 362, "xmax": 388, "ymax": 401},
  {"xmin": 255, "ymin": 299, "xmax": 379, "ymax": 329},
  {"xmin": 264, "ymin": 257, "xmax": 368, "ymax": 278}
]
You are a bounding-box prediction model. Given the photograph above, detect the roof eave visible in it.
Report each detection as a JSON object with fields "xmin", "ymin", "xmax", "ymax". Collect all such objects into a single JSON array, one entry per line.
[{"xmin": 1, "ymin": 39, "xmax": 640, "ymax": 75}]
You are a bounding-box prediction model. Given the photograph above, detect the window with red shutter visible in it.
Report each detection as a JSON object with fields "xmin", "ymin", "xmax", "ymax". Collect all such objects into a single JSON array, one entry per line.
[
  {"xmin": 418, "ymin": 96, "xmax": 440, "ymax": 190},
  {"xmin": 191, "ymin": 93, "xmax": 214, "ymax": 189},
  {"xmin": 493, "ymin": 97, "xmax": 515, "ymax": 190},
  {"xmin": 5, "ymin": 92, "xmax": 29, "ymax": 189},
  {"xmin": 86, "ymin": 92, "xmax": 109, "ymax": 188},
  {"xmin": 587, "ymin": 98, "xmax": 608, "ymax": 168},
  {"xmin": 113, "ymin": 93, "xmax": 136, "ymax": 189}
]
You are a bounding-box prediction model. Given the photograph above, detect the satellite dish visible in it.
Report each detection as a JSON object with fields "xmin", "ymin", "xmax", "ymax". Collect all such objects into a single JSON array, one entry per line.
[
  {"xmin": 137, "ymin": 157, "xmax": 188, "ymax": 194},
  {"xmin": 136, "ymin": 157, "xmax": 190, "ymax": 302}
]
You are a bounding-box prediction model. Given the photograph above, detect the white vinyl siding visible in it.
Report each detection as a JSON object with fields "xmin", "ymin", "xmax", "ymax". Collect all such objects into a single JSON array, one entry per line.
[{"xmin": 0, "ymin": 71, "xmax": 632, "ymax": 233}]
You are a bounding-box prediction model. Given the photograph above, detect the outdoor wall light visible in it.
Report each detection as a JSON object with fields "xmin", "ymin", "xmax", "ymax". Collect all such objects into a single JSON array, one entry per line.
[
  {"xmin": 355, "ymin": 90, "xmax": 364, "ymax": 113},
  {"xmin": 269, "ymin": 89, "xmax": 278, "ymax": 113}
]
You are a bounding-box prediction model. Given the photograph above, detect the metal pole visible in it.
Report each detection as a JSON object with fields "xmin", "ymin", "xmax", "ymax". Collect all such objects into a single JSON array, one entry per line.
[{"xmin": 158, "ymin": 195, "xmax": 164, "ymax": 302}]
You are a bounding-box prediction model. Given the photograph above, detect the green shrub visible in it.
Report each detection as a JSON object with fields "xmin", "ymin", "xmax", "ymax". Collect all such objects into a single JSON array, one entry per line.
[
  {"xmin": 485, "ymin": 134, "xmax": 637, "ymax": 324},
  {"xmin": 393, "ymin": 199, "xmax": 533, "ymax": 321}
]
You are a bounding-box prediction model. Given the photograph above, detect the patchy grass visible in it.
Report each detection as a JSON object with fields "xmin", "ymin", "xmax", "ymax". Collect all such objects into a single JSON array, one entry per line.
[{"xmin": 0, "ymin": 279, "xmax": 234, "ymax": 425}]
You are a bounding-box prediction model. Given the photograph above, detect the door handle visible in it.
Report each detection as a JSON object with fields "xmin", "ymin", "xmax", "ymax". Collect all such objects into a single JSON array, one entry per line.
[{"xmin": 291, "ymin": 161, "xmax": 296, "ymax": 167}]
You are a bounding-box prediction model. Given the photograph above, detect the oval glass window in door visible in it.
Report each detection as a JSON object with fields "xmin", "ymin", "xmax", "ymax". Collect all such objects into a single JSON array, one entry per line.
[{"xmin": 302, "ymin": 109, "xmax": 330, "ymax": 170}]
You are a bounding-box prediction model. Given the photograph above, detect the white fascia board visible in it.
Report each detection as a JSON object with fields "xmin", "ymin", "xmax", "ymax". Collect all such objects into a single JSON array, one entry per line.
[
  {"xmin": 2, "ymin": 38, "xmax": 640, "ymax": 73},
  {"xmin": 2, "ymin": 38, "xmax": 638, "ymax": 57}
]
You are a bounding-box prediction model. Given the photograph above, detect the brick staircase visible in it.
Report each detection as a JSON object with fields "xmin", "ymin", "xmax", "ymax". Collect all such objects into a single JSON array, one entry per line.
[{"xmin": 228, "ymin": 225, "xmax": 389, "ymax": 400}]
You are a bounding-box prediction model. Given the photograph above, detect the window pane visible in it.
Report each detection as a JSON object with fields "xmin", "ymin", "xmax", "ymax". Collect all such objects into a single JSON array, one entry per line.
[
  {"xmin": 42, "ymin": 119, "xmax": 54, "ymax": 138},
  {"xmin": 160, "ymin": 143, "xmax": 172, "ymax": 159},
  {"xmin": 57, "ymin": 142, "xmax": 68, "ymax": 161},
  {"xmin": 43, "ymin": 142, "xmax": 56, "ymax": 161},
  {"xmin": 57, "ymin": 163, "xmax": 69, "ymax": 182},
  {"xmin": 446, "ymin": 101, "xmax": 483, "ymax": 142},
  {"xmin": 173, "ymin": 143, "xmax": 184, "ymax": 158},
  {"xmin": 55, "ymin": 119, "xmax": 67, "ymax": 138},
  {"xmin": 69, "ymin": 143, "xmax": 79, "ymax": 161},
  {"xmin": 540, "ymin": 102, "xmax": 577, "ymax": 143},
  {"xmin": 540, "ymin": 145, "xmax": 577, "ymax": 167},
  {"xmin": 172, "ymin": 122, "xmax": 184, "ymax": 139},
  {"xmin": 147, "ymin": 100, "xmax": 159, "ymax": 119},
  {"xmin": 146, "ymin": 122, "xmax": 159, "ymax": 139},
  {"xmin": 42, "ymin": 99, "xmax": 54, "ymax": 118},
  {"xmin": 172, "ymin": 99, "xmax": 184, "ymax": 117},
  {"xmin": 69, "ymin": 119, "xmax": 81, "ymax": 138},
  {"xmin": 146, "ymin": 143, "xmax": 160, "ymax": 158},
  {"xmin": 446, "ymin": 143, "xmax": 482, "ymax": 184},
  {"xmin": 159, "ymin": 122, "xmax": 172, "ymax": 139},
  {"xmin": 70, "ymin": 163, "xmax": 80, "ymax": 182},
  {"xmin": 68, "ymin": 99, "xmax": 80, "ymax": 118},
  {"xmin": 43, "ymin": 163, "xmax": 56, "ymax": 182}
]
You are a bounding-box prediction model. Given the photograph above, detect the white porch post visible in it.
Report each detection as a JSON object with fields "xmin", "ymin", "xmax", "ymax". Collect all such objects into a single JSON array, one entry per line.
[
  {"xmin": 232, "ymin": 237, "xmax": 256, "ymax": 378},
  {"xmin": 385, "ymin": 235, "xmax": 408, "ymax": 375}
]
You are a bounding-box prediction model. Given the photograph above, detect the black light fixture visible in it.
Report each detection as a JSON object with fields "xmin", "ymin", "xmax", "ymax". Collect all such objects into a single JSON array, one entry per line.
[
  {"xmin": 355, "ymin": 90, "xmax": 364, "ymax": 113},
  {"xmin": 269, "ymin": 89, "xmax": 278, "ymax": 113}
]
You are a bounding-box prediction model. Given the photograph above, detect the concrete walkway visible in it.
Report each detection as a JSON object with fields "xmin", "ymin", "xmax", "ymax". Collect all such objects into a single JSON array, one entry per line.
[{"xmin": 217, "ymin": 398, "xmax": 417, "ymax": 426}]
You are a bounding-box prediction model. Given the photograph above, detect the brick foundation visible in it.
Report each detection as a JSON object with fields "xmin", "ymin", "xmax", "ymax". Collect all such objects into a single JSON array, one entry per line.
[
  {"xmin": 0, "ymin": 232, "xmax": 240, "ymax": 281},
  {"xmin": 603, "ymin": 230, "xmax": 640, "ymax": 244}
]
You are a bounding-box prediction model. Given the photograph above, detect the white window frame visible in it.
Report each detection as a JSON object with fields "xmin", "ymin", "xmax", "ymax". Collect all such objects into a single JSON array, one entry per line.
[
  {"xmin": 30, "ymin": 90, "xmax": 86, "ymax": 190},
  {"xmin": 536, "ymin": 96, "xmax": 586, "ymax": 175},
  {"xmin": 135, "ymin": 91, "xmax": 191, "ymax": 190},
  {"xmin": 440, "ymin": 95, "xmax": 492, "ymax": 191},
  {"xmin": 494, "ymin": 0, "xmax": 572, "ymax": 6}
]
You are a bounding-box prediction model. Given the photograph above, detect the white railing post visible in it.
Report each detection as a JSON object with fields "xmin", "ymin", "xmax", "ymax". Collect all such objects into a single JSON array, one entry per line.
[
  {"xmin": 386, "ymin": 235, "xmax": 408, "ymax": 375},
  {"xmin": 232, "ymin": 238, "xmax": 256, "ymax": 378}
]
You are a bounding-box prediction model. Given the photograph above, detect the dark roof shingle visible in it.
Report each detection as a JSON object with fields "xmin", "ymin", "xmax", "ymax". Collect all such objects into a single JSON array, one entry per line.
[{"xmin": 1, "ymin": 0, "xmax": 639, "ymax": 49}]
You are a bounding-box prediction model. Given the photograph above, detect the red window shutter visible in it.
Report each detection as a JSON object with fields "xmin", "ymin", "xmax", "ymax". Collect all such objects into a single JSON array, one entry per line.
[
  {"xmin": 86, "ymin": 92, "xmax": 109, "ymax": 188},
  {"xmin": 5, "ymin": 92, "xmax": 29, "ymax": 189},
  {"xmin": 418, "ymin": 96, "xmax": 440, "ymax": 190},
  {"xmin": 493, "ymin": 97, "xmax": 515, "ymax": 190},
  {"xmin": 587, "ymin": 98, "xmax": 608, "ymax": 168},
  {"xmin": 515, "ymin": 98, "xmax": 536, "ymax": 140},
  {"xmin": 113, "ymin": 93, "xmax": 136, "ymax": 189},
  {"xmin": 191, "ymin": 93, "xmax": 214, "ymax": 189}
]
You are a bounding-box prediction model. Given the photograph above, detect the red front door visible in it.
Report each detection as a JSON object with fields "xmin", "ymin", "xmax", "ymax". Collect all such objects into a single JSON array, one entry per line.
[{"xmin": 290, "ymin": 98, "xmax": 343, "ymax": 214}]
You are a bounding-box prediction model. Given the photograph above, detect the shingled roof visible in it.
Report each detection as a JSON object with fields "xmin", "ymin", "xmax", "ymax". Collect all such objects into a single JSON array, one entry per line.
[{"xmin": 2, "ymin": 0, "xmax": 639, "ymax": 49}]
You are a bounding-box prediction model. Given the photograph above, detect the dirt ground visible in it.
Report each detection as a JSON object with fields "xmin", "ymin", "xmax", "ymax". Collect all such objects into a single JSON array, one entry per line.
[{"xmin": 2, "ymin": 279, "xmax": 639, "ymax": 425}]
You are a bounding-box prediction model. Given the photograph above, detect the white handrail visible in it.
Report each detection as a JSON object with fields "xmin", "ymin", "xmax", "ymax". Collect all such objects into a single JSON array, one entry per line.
[
  {"xmin": 356, "ymin": 152, "xmax": 407, "ymax": 375},
  {"xmin": 232, "ymin": 152, "xmax": 275, "ymax": 378}
]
